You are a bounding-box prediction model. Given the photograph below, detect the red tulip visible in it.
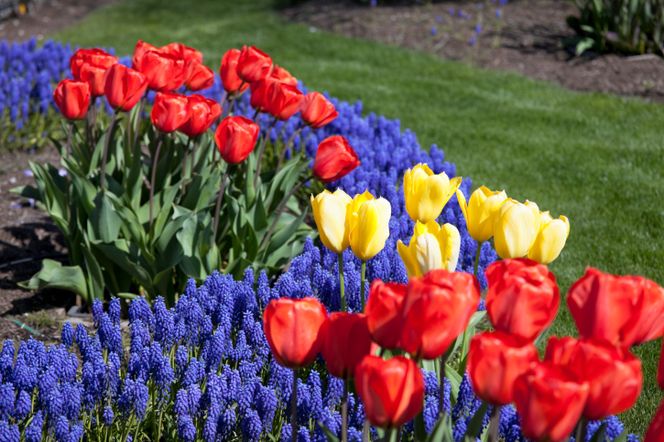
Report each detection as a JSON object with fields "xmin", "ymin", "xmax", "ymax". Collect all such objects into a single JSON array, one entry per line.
[
  {"xmin": 185, "ymin": 62, "xmax": 215, "ymax": 91},
  {"xmin": 137, "ymin": 50, "xmax": 188, "ymax": 91},
  {"xmin": 214, "ymin": 116, "xmax": 260, "ymax": 164},
  {"xmin": 659, "ymin": 339, "xmax": 664, "ymax": 391},
  {"xmin": 467, "ymin": 331, "xmax": 538, "ymax": 405},
  {"xmin": 265, "ymin": 81, "xmax": 303, "ymax": 120},
  {"xmin": 53, "ymin": 79, "xmax": 90, "ymax": 120},
  {"xmin": 270, "ymin": 65, "xmax": 298, "ymax": 86},
  {"xmin": 237, "ymin": 45, "xmax": 273, "ymax": 83},
  {"xmin": 355, "ymin": 355, "xmax": 424, "ymax": 428},
  {"xmin": 645, "ymin": 399, "xmax": 664, "ymax": 442},
  {"xmin": 179, "ymin": 95, "xmax": 222, "ymax": 138},
  {"xmin": 485, "ymin": 258, "xmax": 560, "ymax": 341},
  {"xmin": 545, "ymin": 336, "xmax": 642, "ymax": 420},
  {"xmin": 567, "ymin": 267, "xmax": 664, "ymax": 347},
  {"xmin": 104, "ymin": 64, "xmax": 148, "ymax": 112},
  {"xmin": 160, "ymin": 42, "xmax": 203, "ymax": 66},
  {"xmin": 263, "ymin": 297, "xmax": 327, "ymax": 368},
  {"xmin": 150, "ymin": 92, "xmax": 190, "ymax": 133},
  {"xmin": 365, "ymin": 280, "xmax": 407, "ymax": 349},
  {"xmin": 249, "ymin": 77, "xmax": 271, "ymax": 112},
  {"xmin": 320, "ymin": 313, "xmax": 373, "ymax": 379},
  {"xmin": 312, "ymin": 135, "xmax": 360, "ymax": 183},
  {"xmin": 400, "ymin": 270, "xmax": 480, "ymax": 360},
  {"xmin": 70, "ymin": 48, "xmax": 117, "ymax": 79},
  {"xmin": 301, "ymin": 92, "xmax": 338, "ymax": 128},
  {"xmin": 78, "ymin": 63, "xmax": 108, "ymax": 97},
  {"xmin": 513, "ymin": 362, "xmax": 589, "ymax": 442},
  {"xmin": 132, "ymin": 40, "xmax": 159, "ymax": 71},
  {"xmin": 219, "ymin": 48, "xmax": 249, "ymax": 94}
]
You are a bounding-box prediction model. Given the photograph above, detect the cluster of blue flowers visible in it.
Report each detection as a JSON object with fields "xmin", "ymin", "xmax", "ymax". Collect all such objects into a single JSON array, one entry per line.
[{"xmin": 1, "ymin": 39, "xmax": 633, "ymax": 441}]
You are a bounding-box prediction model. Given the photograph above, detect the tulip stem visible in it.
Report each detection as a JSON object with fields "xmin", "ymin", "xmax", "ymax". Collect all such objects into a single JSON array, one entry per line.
[
  {"xmin": 439, "ymin": 350, "xmax": 450, "ymax": 418},
  {"xmin": 488, "ymin": 405, "xmax": 501, "ymax": 442},
  {"xmin": 575, "ymin": 418, "xmax": 587, "ymax": 442},
  {"xmin": 100, "ymin": 112, "xmax": 120, "ymax": 191},
  {"xmin": 278, "ymin": 125, "xmax": 303, "ymax": 168},
  {"xmin": 362, "ymin": 421, "xmax": 371, "ymax": 442},
  {"xmin": 212, "ymin": 169, "xmax": 229, "ymax": 241},
  {"xmin": 253, "ymin": 118, "xmax": 278, "ymax": 188},
  {"xmin": 291, "ymin": 368, "xmax": 298, "ymax": 442},
  {"xmin": 360, "ymin": 261, "xmax": 367, "ymax": 311},
  {"xmin": 473, "ymin": 241, "xmax": 483, "ymax": 278},
  {"xmin": 148, "ymin": 133, "xmax": 164, "ymax": 229},
  {"xmin": 341, "ymin": 379, "xmax": 349, "ymax": 442},
  {"xmin": 338, "ymin": 253, "xmax": 347, "ymax": 312},
  {"xmin": 258, "ymin": 179, "xmax": 305, "ymax": 255},
  {"xmin": 66, "ymin": 121, "xmax": 75, "ymax": 158}
]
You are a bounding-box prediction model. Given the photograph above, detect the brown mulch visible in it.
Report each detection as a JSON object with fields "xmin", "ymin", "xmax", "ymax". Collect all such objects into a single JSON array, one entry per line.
[
  {"xmin": 283, "ymin": 0, "xmax": 664, "ymax": 101},
  {"xmin": 0, "ymin": 0, "xmax": 116, "ymax": 42}
]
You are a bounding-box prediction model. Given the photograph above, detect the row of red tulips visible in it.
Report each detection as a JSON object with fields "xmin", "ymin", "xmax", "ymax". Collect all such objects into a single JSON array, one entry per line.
[{"xmin": 264, "ymin": 259, "xmax": 664, "ymax": 441}]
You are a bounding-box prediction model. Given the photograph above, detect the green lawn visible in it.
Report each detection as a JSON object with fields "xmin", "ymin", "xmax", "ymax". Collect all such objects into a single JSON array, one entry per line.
[{"xmin": 55, "ymin": 0, "xmax": 664, "ymax": 434}]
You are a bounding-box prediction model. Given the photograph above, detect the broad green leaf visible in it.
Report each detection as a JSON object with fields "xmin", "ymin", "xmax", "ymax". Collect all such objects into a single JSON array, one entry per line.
[
  {"xmin": 19, "ymin": 260, "xmax": 88, "ymax": 301},
  {"xmin": 463, "ymin": 402, "xmax": 489, "ymax": 440},
  {"xmin": 90, "ymin": 193, "xmax": 122, "ymax": 243}
]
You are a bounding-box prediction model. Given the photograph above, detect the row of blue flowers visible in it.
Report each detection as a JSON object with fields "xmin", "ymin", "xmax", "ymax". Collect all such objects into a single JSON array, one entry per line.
[{"xmin": 0, "ymin": 39, "xmax": 633, "ymax": 441}]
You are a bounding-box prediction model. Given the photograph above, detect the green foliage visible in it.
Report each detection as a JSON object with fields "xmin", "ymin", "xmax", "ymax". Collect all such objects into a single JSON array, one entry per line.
[
  {"xmin": 16, "ymin": 106, "xmax": 314, "ymax": 305},
  {"xmin": 568, "ymin": 0, "xmax": 664, "ymax": 55},
  {"xmin": 0, "ymin": 109, "xmax": 62, "ymax": 151}
]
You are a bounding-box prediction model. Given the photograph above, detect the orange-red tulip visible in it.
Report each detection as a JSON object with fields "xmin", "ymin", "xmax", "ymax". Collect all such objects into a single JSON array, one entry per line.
[
  {"xmin": 320, "ymin": 313, "xmax": 373, "ymax": 380},
  {"xmin": 263, "ymin": 297, "xmax": 327, "ymax": 368},
  {"xmin": 513, "ymin": 362, "xmax": 589, "ymax": 442},
  {"xmin": 78, "ymin": 63, "xmax": 108, "ymax": 97},
  {"xmin": 237, "ymin": 45, "xmax": 273, "ymax": 83},
  {"xmin": 265, "ymin": 81, "xmax": 303, "ymax": 121},
  {"xmin": 567, "ymin": 267, "xmax": 664, "ymax": 347},
  {"xmin": 70, "ymin": 48, "xmax": 117, "ymax": 79},
  {"xmin": 645, "ymin": 399, "xmax": 664, "ymax": 442},
  {"xmin": 485, "ymin": 258, "xmax": 560, "ymax": 341},
  {"xmin": 545, "ymin": 336, "xmax": 642, "ymax": 420},
  {"xmin": 467, "ymin": 331, "xmax": 538, "ymax": 405},
  {"xmin": 150, "ymin": 92, "xmax": 190, "ymax": 133},
  {"xmin": 355, "ymin": 355, "xmax": 424, "ymax": 428},
  {"xmin": 400, "ymin": 270, "xmax": 480, "ymax": 360},
  {"xmin": 104, "ymin": 64, "xmax": 148, "ymax": 112},
  {"xmin": 185, "ymin": 62, "xmax": 215, "ymax": 91},
  {"xmin": 132, "ymin": 40, "xmax": 159, "ymax": 71},
  {"xmin": 365, "ymin": 280, "xmax": 407, "ymax": 349},
  {"xmin": 312, "ymin": 135, "xmax": 360, "ymax": 183},
  {"xmin": 53, "ymin": 79, "xmax": 90, "ymax": 120},
  {"xmin": 301, "ymin": 92, "xmax": 338, "ymax": 128},
  {"xmin": 160, "ymin": 42, "xmax": 203, "ymax": 66},
  {"xmin": 179, "ymin": 95, "xmax": 221, "ymax": 138},
  {"xmin": 270, "ymin": 65, "xmax": 298, "ymax": 86},
  {"xmin": 219, "ymin": 48, "xmax": 249, "ymax": 94},
  {"xmin": 214, "ymin": 116, "xmax": 260, "ymax": 164},
  {"xmin": 249, "ymin": 77, "xmax": 271, "ymax": 112},
  {"xmin": 137, "ymin": 50, "xmax": 188, "ymax": 92}
]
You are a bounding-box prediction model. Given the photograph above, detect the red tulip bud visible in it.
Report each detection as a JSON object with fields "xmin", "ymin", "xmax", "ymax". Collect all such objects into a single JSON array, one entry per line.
[
  {"xmin": 53, "ymin": 79, "xmax": 90, "ymax": 120},
  {"xmin": 104, "ymin": 64, "xmax": 148, "ymax": 112},
  {"xmin": 320, "ymin": 313, "xmax": 373, "ymax": 380},
  {"xmin": 365, "ymin": 280, "xmax": 407, "ymax": 349},
  {"xmin": 312, "ymin": 135, "xmax": 360, "ymax": 183},
  {"xmin": 263, "ymin": 297, "xmax": 327, "ymax": 368},
  {"xmin": 214, "ymin": 116, "xmax": 260, "ymax": 164},
  {"xmin": 185, "ymin": 62, "xmax": 215, "ymax": 91},
  {"xmin": 150, "ymin": 92, "xmax": 190, "ymax": 133},
  {"xmin": 237, "ymin": 45, "xmax": 273, "ymax": 83},
  {"xmin": 301, "ymin": 92, "xmax": 338, "ymax": 128},
  {"xmin": 70, "ymin": 48, "xmax": 117, "ymax": 79},
  {"xmin": 132, "ymin": 40, "xmax": 159, "ymax": 71},
  {"xmin": 220, "ymin": 48, "xmax": 249, "ymax": 94},
  {"xmin": 265, "ymin": 81, "xmax": 303, "ymax": 121},
  {"xmin": 179, "ymin": 95, "xmax": 222, "ymax": 138},
  {"xmin": 270, "ymin": 65, "xmax": 298, "ymax": 87},
  {"xmin": 138, "ymin": 50, "xmax": 188, "ymax": 91}
]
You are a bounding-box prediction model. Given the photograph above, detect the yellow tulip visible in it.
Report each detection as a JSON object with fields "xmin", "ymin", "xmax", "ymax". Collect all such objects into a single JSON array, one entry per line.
[
  {"xmin": 456, "ymin": 186, "xmax": 508, "ymax": 242},
  {"xmin": 347, "ymin": 191, "xmax": 391, "ymax": 261},
  {"xmin": 404, "ymin": 163, "xmax": 462, "ymax": 224},
  {"xmin": 310, "ymin": 189, "xmax": 352, "ymax": 254},
  {"xmin": 493, "ymin": 199, "xmax": 541, "ymax": 259},
  {"xmin": 528, "ymin": 211, "xmax": 570, "ymax": 264},
  {"xmin": 397, "ymin": 221, "xmax": 461, "ymax": 277}
]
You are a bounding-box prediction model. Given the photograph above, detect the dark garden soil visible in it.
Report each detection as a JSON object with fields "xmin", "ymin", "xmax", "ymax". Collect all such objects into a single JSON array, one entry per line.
[
  {"xmin": 283, "ymin": 0, "xmax": 664, "ymax": 101},
  {"xmin": 0, "ymin": 0, "xmax": 115, "ymax": 42}
]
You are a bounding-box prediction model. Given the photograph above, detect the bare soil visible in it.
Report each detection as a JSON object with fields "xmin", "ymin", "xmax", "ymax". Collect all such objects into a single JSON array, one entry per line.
[{"xmin": 283, "ymin": 0, "xmax": 664, "ymax": 101}]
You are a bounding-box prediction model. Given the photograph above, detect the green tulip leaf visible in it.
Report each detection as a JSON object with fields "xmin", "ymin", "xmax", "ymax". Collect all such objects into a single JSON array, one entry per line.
[{"xmin": 19, "ymin": 260, "xmax": 88, "ymax": 301}]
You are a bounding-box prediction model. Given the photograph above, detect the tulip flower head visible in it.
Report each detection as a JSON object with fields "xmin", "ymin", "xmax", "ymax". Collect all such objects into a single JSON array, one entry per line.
[
  {"xmin": 467, "ymin": 331, "xmax": 538, "ymax": 405},
  {"xmin": 219, "ymin": 48, "xmax": 249, "ymax": 94},
  {"xmin": 354, "ymin": 355, "xmax": 424, "ymax": 428},
  {"xmin": 150, "ymin": 92, "xmax": 190, "ymax": 133},
  {"xmin": 400, "ymin": 270, "xmax": 480, "ymax": 360},
  {"xmin": 485, "ymin": 258, "xmax": 560, "ymax": 341},
  {"xmin": 137, "ymin": 50, "xmax": 188, "ymax": 92},
  {"xmin": 312, "ymin": 135, "xmax": 360, "ymax": 183},
  {"xmin": 132, "ymin": 40, "xmax": 158, "ymax": 71},
  {"xmin": 456, "ymin": 186, "xmax": 507, "ymax": 243},
  {"xmin": 264, "ymin": 80, "xmax": 303, "ymax": 121},
  {"xmin": 645, "ymin": 400, "xmax": 664, "ymax": 442},
  {"xmin": 365, "ymin": 280, "xmax": 408, "ymax": 349},
  {"xmin": 236, "ymin": 45, "xmax": 273, "ymax": 83},
  {"xmin": 493, "ymin": 198, "xmax": 541, "ymax": 259},
  {"xmin": 53, "ymin": 79, "xmax": 91, "ymax": 120},
  {"xmin": 346, "ymin": 191, "xmax": 391, "ymax": 261},
  {"xmin": 263, "ymin": 297, "xmax": 327, "ymax": 368},
  {"xmin": 179, "ymin": 95, "xmax": 222, "ymax": 138},
  {"xmin": 397, "ymin": 220, "xmax": 461, "ymax": 278},
  {"xmin": 527, "ymin": 211, "xmax": 570, "ymax": 264},
  {"xmin": 310, "ymin": 189, "xmax": 352, "ymax": 255},
  {"xmin": 545, "ymin": 336, "xmax": 642, "ymax": 420},
  {"xmin": 104, "ymin": 64, "xmax": 148, "ymax": 112},
  {"xmin": 320, "ymin": 313, "xmax": 373, "ymax": 379},
  {"xmin": 70, "ymin": 48, "xmax": 118, "ymax": 97},
  {"xmin": 185, "ymin": 62, "xmax": 215, "ymax": 91},
  {"xmin": 270, "ymin": 64, "xmax": 298, "ymax": 86},
  {"xmin": 403, "ymin": 163, "xmax": 462, "ymax": 224},
  {"xmin": 214, "ymin": 116, "xmax": 260, "ymax": 164},
  {"xmin": 301, "ymin": 92, "xmax": 338, "ymax": 128}
]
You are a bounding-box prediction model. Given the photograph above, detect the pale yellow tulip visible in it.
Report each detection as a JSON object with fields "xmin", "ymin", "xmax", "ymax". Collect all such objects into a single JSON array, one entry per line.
[
  {"xmin": 310, "ymin": 189, "xmax": 352, "ymax": 254},
  {"xmin": 528, "ymin": 211, "xmax": 570, "ymax": 264},
  {"xmin": 347, "ymin": 192, "xmax": 391, "ymax": 261},
  {"xmin": 404, "ymin": 163, "xmax": 462, "ymax": 224},
  {"xmin": 397, "ymin": 221, "xmax": 461, "ymax": 277},
  {"xmin": 493, "ymin": 199, "xmax": 541, "ymax": 259}
]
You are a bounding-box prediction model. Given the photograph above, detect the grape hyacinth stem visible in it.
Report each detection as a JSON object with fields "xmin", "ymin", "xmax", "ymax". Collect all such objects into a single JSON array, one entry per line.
[
  {"xmin": 100, "ymin": 111, "xmax": 120, "ymax": 191},
  {"xmin": 488, "ymin": 405, "xmax": 501, "ymax": 442},
  {"xmin": 148, "ymin": 133, "xmax": 164, "ymax": 229},
  {"xmin": 338, "ymin": 253, "xmax": 347, "ymax": 311},
  {"xmin": 291, "ymin": 368, "xmax": 298, "ymax": 442}
]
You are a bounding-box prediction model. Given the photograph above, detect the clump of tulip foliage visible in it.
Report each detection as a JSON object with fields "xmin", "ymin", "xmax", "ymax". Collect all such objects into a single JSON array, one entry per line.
[
  {"xmin": 19, "ymin": 42, "xmax": 359, "ymax": 305},
  {"xmin": 264, "ymin": 168, "xmax": 664, "ymax": 442}
]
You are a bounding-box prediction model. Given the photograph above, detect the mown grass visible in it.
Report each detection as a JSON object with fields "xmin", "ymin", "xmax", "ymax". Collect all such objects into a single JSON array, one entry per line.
[{"xmin": 55, "ymin": 0, "xmax": 664, "ymax": 433}]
